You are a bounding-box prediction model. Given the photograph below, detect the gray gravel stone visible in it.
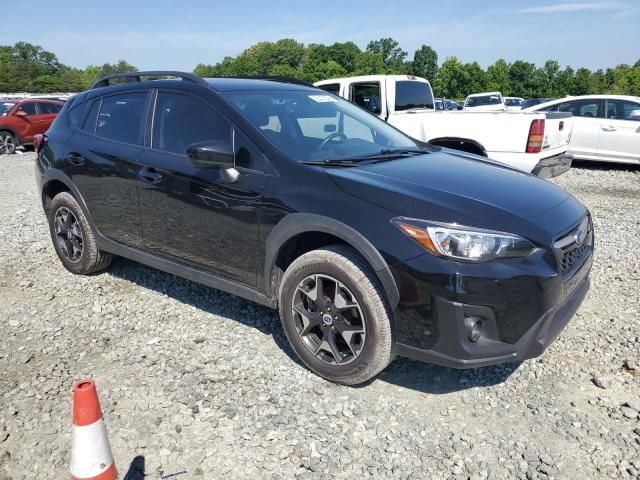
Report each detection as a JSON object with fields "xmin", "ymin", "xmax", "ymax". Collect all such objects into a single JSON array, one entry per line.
[{"xmin": 1, "ymin": 154, "xmax": 639, "ymax": 479}]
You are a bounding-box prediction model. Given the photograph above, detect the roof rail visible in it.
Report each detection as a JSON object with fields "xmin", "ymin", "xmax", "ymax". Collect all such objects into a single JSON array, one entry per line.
[
  {"xmin": 226, "ymin": 76, "xmax": 316, "ymax": 88},
  {"xmin": 91, "ymin": 71, "xmax": 210, "ymax": 89}
]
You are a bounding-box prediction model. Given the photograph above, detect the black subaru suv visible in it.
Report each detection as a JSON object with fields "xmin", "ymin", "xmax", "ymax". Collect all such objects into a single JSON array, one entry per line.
[{"xmin": 35, "ymin": 71, "xmax": 593, "ymax": 385}]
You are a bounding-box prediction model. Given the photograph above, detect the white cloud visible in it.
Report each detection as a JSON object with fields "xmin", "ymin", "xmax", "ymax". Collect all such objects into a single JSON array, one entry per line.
[{"xmin": 521, "ymin": 2, "xmax": 630, "ymax": 14}]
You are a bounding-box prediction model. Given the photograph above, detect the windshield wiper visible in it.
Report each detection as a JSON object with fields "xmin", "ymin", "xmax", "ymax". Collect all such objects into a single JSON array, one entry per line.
[{"xmin": 302, "ymin": 159, "xmax": 361, "ymax": 167}]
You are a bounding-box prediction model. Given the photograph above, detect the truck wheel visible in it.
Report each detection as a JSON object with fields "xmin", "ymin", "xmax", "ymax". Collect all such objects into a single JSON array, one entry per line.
[
  {"xmin": 48, "ymin": 192, "xmax": 113, "ymax": 275},
  {"xmin": 278, "ymin": 245, "xmax": 394, "ymax": 385},
  {"xmin": 0, "ymin": 132, "xmax": 16, "ymax": 155}
]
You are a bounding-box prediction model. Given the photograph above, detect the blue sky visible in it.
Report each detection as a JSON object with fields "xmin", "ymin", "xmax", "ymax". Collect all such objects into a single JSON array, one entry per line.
[{"xmin": 3, "ymin": 0, "xmax": 639, "ymax": 71}]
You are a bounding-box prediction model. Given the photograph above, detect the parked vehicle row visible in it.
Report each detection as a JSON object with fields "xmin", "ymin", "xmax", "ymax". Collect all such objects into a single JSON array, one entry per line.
[
  {"xmin": 35, "ymin": 71, "xmax": 593, "ymax": 385},
  {"xmin": 525, "ymin": 95, "xmax": 640, "ymax": 165},
  {"xmin": 315, "ymin": 75, "xmax": 573, "ymax": 177}
]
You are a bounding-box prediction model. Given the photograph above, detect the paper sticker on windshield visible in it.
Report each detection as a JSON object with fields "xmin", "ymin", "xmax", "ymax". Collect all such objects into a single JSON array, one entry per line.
[{"xmin": 308, "ymin": 95, "xmax": 337, "ymax": 103}]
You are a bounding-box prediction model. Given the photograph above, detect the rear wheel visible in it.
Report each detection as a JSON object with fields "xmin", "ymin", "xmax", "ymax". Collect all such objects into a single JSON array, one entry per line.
[
  {"xmin": 0, "ymin": 132, "xmax": 16, "ymax": 155},
  {"xmin": 48, "ymin": 192, "xmax": 112, "ymax": 274},
  {"xmin": 278, "ymin": 245, "xmax": 394, "ymax": 385}
]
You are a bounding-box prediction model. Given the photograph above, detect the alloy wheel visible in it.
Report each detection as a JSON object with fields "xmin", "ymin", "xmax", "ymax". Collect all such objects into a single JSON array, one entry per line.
[
  {"xmin": 0, "ymin": 133, "xmax": 15, "ymax": 154},
  {"xmin": 54, "ymin": 207, "xmax": 84, "ymax": 263},
  {"xmin": 291, "ymin": 274, "xmax": 366, "ymax": 365}
]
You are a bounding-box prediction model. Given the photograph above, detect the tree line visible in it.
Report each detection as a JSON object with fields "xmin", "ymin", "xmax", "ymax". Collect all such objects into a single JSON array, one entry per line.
[{"xmin": 2, "ymin": 40, "xmax": 639, "ymax": 99}]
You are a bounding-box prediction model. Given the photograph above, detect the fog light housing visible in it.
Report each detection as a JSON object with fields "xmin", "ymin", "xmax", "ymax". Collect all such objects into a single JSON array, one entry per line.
[{"xmin": 464, "ymin": 317, "xmax": 484, "ymax": 342}]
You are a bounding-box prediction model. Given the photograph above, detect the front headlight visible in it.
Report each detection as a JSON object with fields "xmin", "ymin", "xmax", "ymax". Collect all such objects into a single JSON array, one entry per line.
[{"xmin": 392, "ymin": 217, "xmax": 536, "ymax": 262}]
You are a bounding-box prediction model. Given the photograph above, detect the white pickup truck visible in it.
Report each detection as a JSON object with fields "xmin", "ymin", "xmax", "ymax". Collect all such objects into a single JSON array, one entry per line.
[{"xmin": 314, "ymin": 75, "xmax": 573, "ymax": 177}]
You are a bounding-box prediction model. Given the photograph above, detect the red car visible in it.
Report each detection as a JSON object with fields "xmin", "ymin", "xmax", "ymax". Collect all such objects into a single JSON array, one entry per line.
[{"xmin": 0, "ymin": 98, "xmax": 64, "ymax": 154}]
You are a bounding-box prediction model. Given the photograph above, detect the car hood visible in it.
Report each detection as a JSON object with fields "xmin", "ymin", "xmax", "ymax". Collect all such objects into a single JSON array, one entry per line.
[{"xmin": 326, "ymin": 150, "xmax": 586, "ymax": 244}]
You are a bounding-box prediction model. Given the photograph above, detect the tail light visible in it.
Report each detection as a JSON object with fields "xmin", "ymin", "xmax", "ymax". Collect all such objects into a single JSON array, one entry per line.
[
  {"xmin": 526, "ymin": 119, "xmax": 545, "ymax": 153},
  {"xmin": 33, "ymin": 134, "xmax": 45, "ymax": 153}
]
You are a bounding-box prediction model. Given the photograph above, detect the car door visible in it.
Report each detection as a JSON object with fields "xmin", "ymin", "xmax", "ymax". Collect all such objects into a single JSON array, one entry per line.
[
  {"xmin": 34, "ymin": 102, "xmax": 62, "ymax": 134},
  {"xmin": 555, "ymin": 99, "xmax": 604, "ymax": 159},
  {"xmin": 66, "ymin": 91, "xmax": 149, "ymax": 247},
  {"xmin": 12, "ymin": 101, "xmax": 39, "ymax": 142},
  {"xmin": 596, "ymin": 99, "xmax": 640, "ymax": 163},
  {"xmin": 137, "ymin": 89, "xmax": 266, "ymax": 286}
]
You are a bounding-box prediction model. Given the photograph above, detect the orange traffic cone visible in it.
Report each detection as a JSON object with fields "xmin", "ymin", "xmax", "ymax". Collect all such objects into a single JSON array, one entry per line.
[{"xmin": 71, "ymin": 380, "xmax": 117, "ymax": 480}]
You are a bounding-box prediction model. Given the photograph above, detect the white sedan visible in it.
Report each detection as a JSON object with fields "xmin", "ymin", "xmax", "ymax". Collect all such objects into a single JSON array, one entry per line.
[{"xmin": 525, "ymin": 95, "xmax": 640, "ymax": 165}]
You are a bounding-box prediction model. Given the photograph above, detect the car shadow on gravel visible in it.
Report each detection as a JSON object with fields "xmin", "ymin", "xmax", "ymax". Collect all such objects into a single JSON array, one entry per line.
[
  {"xmin": 374, "ymin": 357, "xmax": 521, "ymax": 394},
  {"xmin": 107, "ymin": 258, "xmax": 520, "ymax": 394}
]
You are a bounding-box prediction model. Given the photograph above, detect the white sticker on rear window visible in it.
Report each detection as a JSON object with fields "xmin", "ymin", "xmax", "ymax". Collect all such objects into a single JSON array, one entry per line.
[{"xmin": 308, "ymin": 95, "xmax": 337, "ymax": 103}]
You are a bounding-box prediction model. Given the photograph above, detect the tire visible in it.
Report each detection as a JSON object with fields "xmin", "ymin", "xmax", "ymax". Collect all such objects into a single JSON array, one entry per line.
[
  {"xmin": 48, "ymin": 192, "xmax": 113, "ymax": 275},
  {"xmin": 278, "ymin": 245, "xmax": 394, "ymax": 385},
  {"xmin": 0, "ymin": 131, "xmax": 16, "ymax": 155}
]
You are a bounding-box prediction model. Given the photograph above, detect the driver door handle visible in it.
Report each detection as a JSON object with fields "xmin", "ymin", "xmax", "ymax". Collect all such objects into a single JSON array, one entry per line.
[
  {"xmin": 138, "ymin": 166, "xmax": 162, "ymax": 184},
  {"xmin": 67, "ymin": 152, "xmax": 85, "ymax": 166},
  {"xmin": 601, "ymin": 125, "xmax": 617, "ymax": 132}
]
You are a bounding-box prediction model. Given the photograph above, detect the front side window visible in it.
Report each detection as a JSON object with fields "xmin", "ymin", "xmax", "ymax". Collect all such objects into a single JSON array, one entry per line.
[
  {"xmin": 17, "ymin": 102, "xmax": 37, "ymax": 116},
  {"xmin": 223, "ymin": 90, "xmax": 418, "ymax": 162},
  {"xmin": 38, "ymin": 102, "xmax": 61, "ymax": 114},
  {"xmin": 395, "ymin": 81, "xmax": 434, "ymax": 111},
  {"xmin": 96, "ymin": 92, "xmax": 147, "ymax": 144},
  {"xmin": 607, "ymin": 100, "xmax": 640, "ymax": 121},
  {"xmin": 559, "ymin": 100, "xmax": 602, "ymax": 118},
  {"xmin": 350, "ymin": 83, "xmax": 382, "ymax": 114},
  {"xmin": 152, "ymin": 91, "xmax": 231, "ymax": 155}
]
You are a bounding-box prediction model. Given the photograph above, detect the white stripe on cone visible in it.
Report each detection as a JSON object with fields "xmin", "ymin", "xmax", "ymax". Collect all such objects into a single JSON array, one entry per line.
[{"xmin": 70, "ymin": 418, "xmax": 114, "ymax": 478}]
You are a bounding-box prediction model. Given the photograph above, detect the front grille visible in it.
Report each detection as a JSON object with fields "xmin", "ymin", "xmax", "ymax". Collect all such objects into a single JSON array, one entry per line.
[{"xmin": 554, "ymin": 216, "xmax": 593, "ymax": 276}]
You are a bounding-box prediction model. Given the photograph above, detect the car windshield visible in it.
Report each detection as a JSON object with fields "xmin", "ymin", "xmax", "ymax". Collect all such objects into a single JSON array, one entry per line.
[
  {"xmin": 0, "ymin": 103, "xmax": 15, "ymax": 116},
  {"xmin": 223, "ymin": 90, "xmax": 419, "ymax": 162},
  {"xmin": 466, "ymin": 95, "xmax": 502, "ymax": 107}
]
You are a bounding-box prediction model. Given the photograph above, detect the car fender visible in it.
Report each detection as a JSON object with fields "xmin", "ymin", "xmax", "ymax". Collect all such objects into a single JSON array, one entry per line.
[
  {"xmin": 41, "ymin": 169, "xmax": 98, "ymax": 231},
  {"xmin": 264, "ymin": 213, "xmax": 400, "ymax": 310}
]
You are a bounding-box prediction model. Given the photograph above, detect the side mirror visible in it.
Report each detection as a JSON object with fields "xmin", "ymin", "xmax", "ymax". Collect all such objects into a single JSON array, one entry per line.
[
  {"xmin": 187, "ymin": 141, "xmax": 234, "ymax": 169},
  {"xmin": 15, "ymin": 110, "xmax": 28, "ymax": 117}
]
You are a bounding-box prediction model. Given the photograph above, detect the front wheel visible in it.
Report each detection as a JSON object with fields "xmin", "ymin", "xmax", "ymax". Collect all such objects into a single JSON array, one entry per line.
[
  {"xmin": 278, "ymin": 245, "xmax": 394, "ymax": 385},
  {"xmin": 0, "ymin": 131, "xmax": 16, "ymax": 155}
]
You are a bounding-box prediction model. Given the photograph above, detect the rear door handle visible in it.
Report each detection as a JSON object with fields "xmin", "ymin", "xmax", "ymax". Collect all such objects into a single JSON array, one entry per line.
[
  {"xmin": 67, "ymin": 152, "xmax": 85, "ymax": 166},
  {"xmin": 602, "ymin": 125, "xmax": 617, "ymax": 132},
  {"xmin": 138, "ymin": 166, "xmax": 162, "ymax": 184}
]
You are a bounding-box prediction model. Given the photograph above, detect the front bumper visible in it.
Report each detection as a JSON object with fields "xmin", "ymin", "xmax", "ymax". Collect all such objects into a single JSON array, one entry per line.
[
  {"xmin": 390, "ymin": 243, "xmax": 592, "ymax": 369},
  {"xmin": 532, "ymin": 153, "xmax": 573, "ymax": 178}
]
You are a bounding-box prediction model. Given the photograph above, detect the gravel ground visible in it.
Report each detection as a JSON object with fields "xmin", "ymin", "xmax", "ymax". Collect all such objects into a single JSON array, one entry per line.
[{"xmin": 0, "ymin": 152, "xmax": 639, "ymax": 480}]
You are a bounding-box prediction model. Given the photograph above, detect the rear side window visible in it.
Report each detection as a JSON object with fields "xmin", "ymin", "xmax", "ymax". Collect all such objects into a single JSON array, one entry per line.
[
  {"xmin": 18, "ymin": 102, "xmax": 37, "ymax": 115},
  {"xmin": 38, "ymin": 102, "xmax": 61, "ymax": 114},
  {"xmin": 152, "ymin": 91, "xmax": 231, "ymax": 155},
  {"xmin": 350, "ymin": 83, "xmax": 381, "ymax": 114},
  {"xmin": 395, "ymin": 81, "xmax": 434, "ymax": 111},
  {"xmin": 96, "ymin": 92, "xmax": 147, "ymax": 145},
  {"xmin": 318, "ymin": 84, "xmax": 340, "ymax": 95},
  {"xmin": 559, "ymin": 100, "xmax": 602, "ymax": 118}
]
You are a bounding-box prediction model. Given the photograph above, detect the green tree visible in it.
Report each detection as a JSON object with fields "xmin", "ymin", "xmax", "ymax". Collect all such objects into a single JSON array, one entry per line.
[
  {"xmin": 508, "ymin": 60, "xmax": 538, "ymax": 97},
  {"xmin": 434, "ymin": 56, "xmax": 467, "ymax": 99},
  {"xmin": 366, "ymin": 38, "xmax": 407, "ymax": 72},
  {"xmin": 411, "ymin": 45, "xmax": 438, "ymax": 81},
  {"xmin": 486, "ymin": 59, "xmax": 510, "ymax": 95},
  {"xmin": 572, "ymin": 67, "xmax": 592, "ymax": 95}
]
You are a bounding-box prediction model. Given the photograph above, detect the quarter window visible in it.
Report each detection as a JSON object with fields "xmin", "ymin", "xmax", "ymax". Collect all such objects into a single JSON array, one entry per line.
[
  {"xmin": 152, "ymin": 92, "xmax": 231, "ymax": 155},
  {"xmin": 18, "ymin": 103, "xmax": 37, "ymax": 116},
  {"xmin": 96, "ymin": 92, "xmax": 147, "ymax": 145},
  {"xmin": 350, "ymin": 83, "xmax": 382, "ymax": 115}
]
